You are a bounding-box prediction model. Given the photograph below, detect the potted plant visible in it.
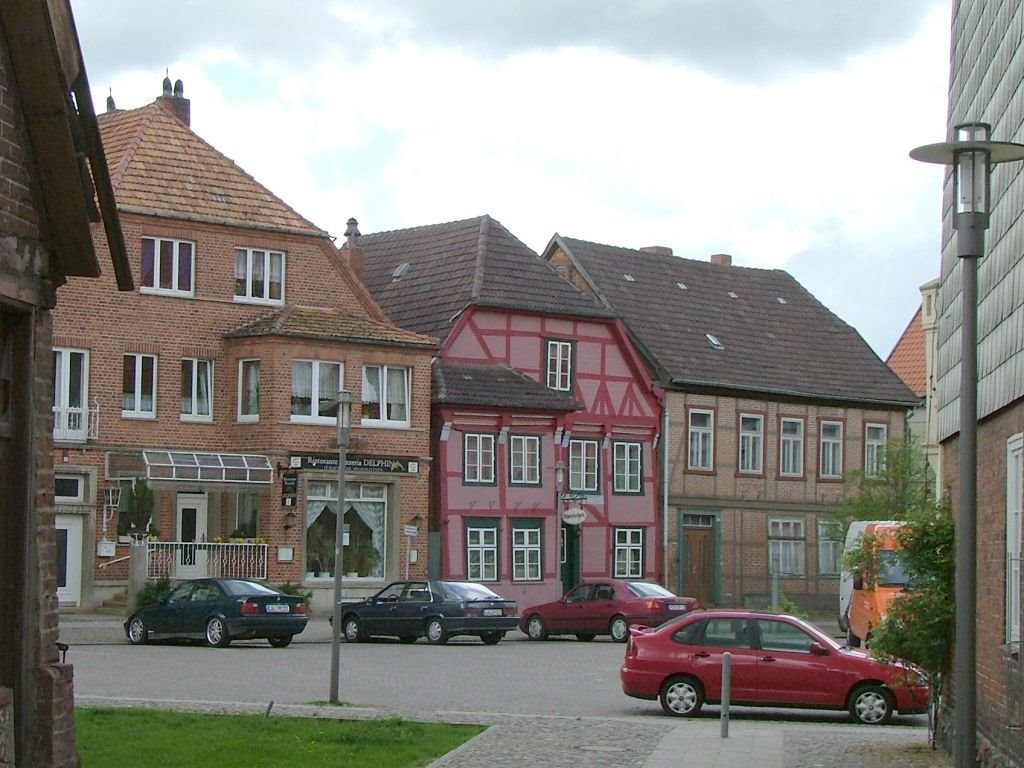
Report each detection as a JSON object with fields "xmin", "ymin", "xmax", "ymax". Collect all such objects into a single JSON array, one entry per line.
[{"xmin": 117, "ymin": 477, "xmax": 155, "ymax": 540}]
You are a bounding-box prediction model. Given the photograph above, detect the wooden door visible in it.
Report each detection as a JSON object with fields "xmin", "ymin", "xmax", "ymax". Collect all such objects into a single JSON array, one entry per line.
[{"xmin": 683, "ymin": 527, "xmax": 714, "ymax": 604}]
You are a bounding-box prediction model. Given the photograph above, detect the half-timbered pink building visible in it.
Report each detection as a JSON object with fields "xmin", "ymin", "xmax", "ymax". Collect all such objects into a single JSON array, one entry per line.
[{"xmin": 355, "ymin": 216, "xmax": 661, "ymax": 605}]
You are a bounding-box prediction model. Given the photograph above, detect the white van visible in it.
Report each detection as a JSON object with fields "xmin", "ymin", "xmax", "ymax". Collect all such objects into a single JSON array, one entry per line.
[{"xmin": 838, "ymin": 520, "xmax": 907, "ymax": 647}]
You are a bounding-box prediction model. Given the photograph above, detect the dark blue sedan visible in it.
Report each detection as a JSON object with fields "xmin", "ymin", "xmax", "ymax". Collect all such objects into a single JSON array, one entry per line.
[
  {"xmin": 124, "ymin": 578, "xmax": 308, "ymax": 648},
  {"xmin": 338, "ymin": 580, "xmax": 518, "ymax": 645}
]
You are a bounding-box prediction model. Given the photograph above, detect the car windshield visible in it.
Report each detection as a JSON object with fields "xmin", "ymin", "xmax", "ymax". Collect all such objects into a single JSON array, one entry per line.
[
  {"xmin": 877, "ymin": 550, "xmax": 910, "ymax": 588},
  {"xmin": 626, "ymin": 582, "xmax": 675, "ymax": 598},
  {"xmin": 221, "ymin": 580, "xmax": 278, "ymax": 596},
  {"xmin": 443, "ymin": 582, "xmax": 503, "ymax": 600}
]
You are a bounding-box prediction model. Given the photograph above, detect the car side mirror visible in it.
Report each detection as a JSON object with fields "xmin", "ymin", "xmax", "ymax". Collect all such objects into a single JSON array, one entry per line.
[{"xmin": 809, "ymin": 641, "xmax": 829, "ymax": 656}]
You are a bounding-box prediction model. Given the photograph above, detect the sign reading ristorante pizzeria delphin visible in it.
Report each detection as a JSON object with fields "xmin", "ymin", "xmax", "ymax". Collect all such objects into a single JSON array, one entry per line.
[{"xmin": 291, "ymin": 454, "xmax": 420, "ymax": 475}]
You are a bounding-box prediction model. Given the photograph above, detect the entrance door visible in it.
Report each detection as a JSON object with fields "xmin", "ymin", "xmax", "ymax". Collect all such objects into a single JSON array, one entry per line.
[
  {"xmin": 560, "ymin": 524, "xmax": 580, "ymax": 594},
  {"xmin": 176, "ymin": 494, "xmax": 208, "ymax": 579},
  {"xmin": 55, "ymin": 514, "xmax": 83, "ymax": 606},
  {"xmin": 682, "ymin": 519, "xmax": 714, "ymax": 604}
]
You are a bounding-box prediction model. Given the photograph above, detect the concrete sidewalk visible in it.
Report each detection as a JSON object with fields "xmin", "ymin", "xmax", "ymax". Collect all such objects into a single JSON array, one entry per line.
[{"xmin": 642, "ymin": 724, "xmax": 782, "ymax": 768}]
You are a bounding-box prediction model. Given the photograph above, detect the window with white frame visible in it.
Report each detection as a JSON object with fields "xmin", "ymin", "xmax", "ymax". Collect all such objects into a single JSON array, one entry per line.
[
  {"xmin": 865, "ymin": 424, "xmax": 887, "ymax": 476},
  {"xmin": 1007, "ymin": 434, "xmax": 1022, "ymax": 645},
  {"xmin": 613, "ymin": 441, "xmax": 642, "ymax": 493},
  {"xmin": 511, "ymin": 520, "xmax": 541, "ymax": 581},
  {"xmin": 234, "ymin": 247, "xmax": 284, "ymax": 304},
  {"xmin": 466, "ymin": 520, "xmax": 498, "ymax": 581},
  {"xmin": 819, "ymin": 421, "xmax": 843, "ymax": 478},
  {"xmin": 768, "ymin": 518, "xmax": 806, "ymax": 576},
  {"xmin": 546, "ymin": 339, "xmax": 573, "ymax": 391},
  {"xmin": 569, "ymin": 438, "xmax": 599, "ymax": 492},
  {"xmin": 739, "ymin": 414, "xmax": 764, "ymax": 473},
  {"xmin": 688, "ymin": 409, "xmax": 713, "ymax": 470},
  {"xmin": 362, "ymin": 365, "xmax": 409, "ymax": 427},
  {"xmin": 464, "ymin": 433, "xmax": 495, "ymax": 484},
  {"xmin": 122, "ymin": 353, "xmax": 157, "ymax": 418},
  {"xmin": 237, "ymin": 359, "xmax": 260, "ymax": 422},
  {"xmin": 817, "ymin": 519, "xmax": 843, "ymax": 576},
  {"xmin": 509, "ymin": 435, "xmax": 540, "ymax": 485},
  {"xmin": 180, "ymin": 358, "xmax": 213, "ymax": 421},
  {"xmin": 141, "ymin": 236, "xmax": 194, "ymax": 296},
  {"xmin": 613, "ymin": 527, "xmax": 644, "ymax": 578},
  {"xmin": 53, "ymin": 347, "xmax": 89, "ymax": 441},
  {"xmin": 54, "ymin": 473, "xmax": 87, "ymax": 503},
  {"xmin": 290, "ymin": 360, "xmax": 342, "ymax": 423},
  {"xmin": 234, "ymin": 493, "xmax": 259, "ymax": 538},
  {"xmin": 780, "ymin": 417, "xmax": 804, "ymax": 477}
]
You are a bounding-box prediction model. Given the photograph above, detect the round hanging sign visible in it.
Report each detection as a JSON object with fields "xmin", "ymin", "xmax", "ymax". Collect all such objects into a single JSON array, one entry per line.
[{"xmin": 562, "ymin": 505, "xmax": 587, "ymax": 525}]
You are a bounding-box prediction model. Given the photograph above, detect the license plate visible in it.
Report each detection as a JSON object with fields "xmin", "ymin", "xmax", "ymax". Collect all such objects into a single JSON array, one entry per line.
[
  {"xmin": 668, "ymin": 604, "xmax": 686, "ymax": 611},
  {"xmin": 483, "ymin": 608, "xmax": 502, "ymax": 617},
  {"xmin": 265, "ymin": 604, "xmax": 290, "ymax": 613}
]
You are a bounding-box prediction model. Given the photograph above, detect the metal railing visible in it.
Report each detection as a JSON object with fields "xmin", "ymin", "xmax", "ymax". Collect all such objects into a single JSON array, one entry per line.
[
  {"xmin": 146, "ymin": 541, "xmax": 268, "ymax": 581},
  {"xmin": 52, "ymin": 400, "xmax": 99, "ymax": 443}
]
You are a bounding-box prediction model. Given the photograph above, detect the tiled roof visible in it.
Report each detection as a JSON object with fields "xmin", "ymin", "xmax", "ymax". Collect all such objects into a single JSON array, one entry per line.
[
  {"xmin": 886, "ymin": 306, "xmax": 927, "ymax": 397},
  {"xmin": 553, "ymin": 236, "xmax": 917, "ymax": 406},
  {"xmin": 357, "ymin": 215, "xmax": 612, "ymax": 338},
  {"xmin": 98, "ymin": 100, "xmax": 325, "ymax": 236},
  {"xmin": 433, "ymin": 360, "xmax": 581, "ymax": 410},
  {"xmin": 223, "ymin": 305, "xmax": 438, "ymax": 349}
]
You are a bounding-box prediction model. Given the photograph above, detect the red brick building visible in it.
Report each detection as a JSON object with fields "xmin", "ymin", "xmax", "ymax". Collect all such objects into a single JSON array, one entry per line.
[{"xmin": 52, "ymin": 83, "xmax": 436, "ymax": 614}]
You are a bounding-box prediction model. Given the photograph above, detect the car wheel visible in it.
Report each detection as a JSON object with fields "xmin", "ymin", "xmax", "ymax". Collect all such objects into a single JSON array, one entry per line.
[
  {"xmin": 480, "ymin": 632, "xmax": 504, "ymax": 645},
  {"xmin": 525, "ymin": 615, "xmax": 548, "ymax": 640},
  {"xmin": 609, "ymin": 616, "xmax": 630, "ymax": 642},
  {"xmin": 846, "ymin": 627, "xmax": 861, "ymax": 647},
  {"xmin": 660, "ymin": 675, "xmax": 704, "ymax": 717},
  {"xmin": 268, "ymin": 635, "xmax": 293, "ymax": 648},
  {"xmin": 426, "ymin": 618, "xmax": 449, "ymax": 645},
  {"xmin": 576, "ymin": 633, "xmax": 596, "ymax": 642},
  {"xmin": 848, "ymin": 684, "xmax": 894, "ymax": 725},
  {"xmin": 126, "ymin": 615, "xmax": 149, "ymax": 645},
  {"xmin": 342, "ymin": 616, "xmax": 366, "ymax": 642},
  {"xmin": 205, "ymin": 617, "xmax": 230, "ymax": 648}
]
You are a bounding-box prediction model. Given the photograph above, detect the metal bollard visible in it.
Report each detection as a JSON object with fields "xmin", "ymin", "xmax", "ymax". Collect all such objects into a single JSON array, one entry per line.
[{"xmin": 720, "ymin": 652, "xmax": 731, "ymax": 738}]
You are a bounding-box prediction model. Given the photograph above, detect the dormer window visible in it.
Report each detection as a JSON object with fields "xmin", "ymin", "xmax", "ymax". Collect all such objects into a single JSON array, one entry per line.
[{"xmin": 705, "ymin": 333, "xmax": 724, "ymax": 350}]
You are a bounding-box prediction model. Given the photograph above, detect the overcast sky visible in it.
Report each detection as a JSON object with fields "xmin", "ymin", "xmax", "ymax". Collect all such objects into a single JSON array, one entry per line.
[{"xmin": 72, "ymin": 0, "xmax": 953, "ymax": 358}]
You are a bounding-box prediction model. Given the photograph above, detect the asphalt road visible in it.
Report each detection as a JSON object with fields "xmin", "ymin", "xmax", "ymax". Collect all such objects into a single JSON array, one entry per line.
[{"xmin": 66, "ymin": 621, "xmax": 927, "ymax": 727}]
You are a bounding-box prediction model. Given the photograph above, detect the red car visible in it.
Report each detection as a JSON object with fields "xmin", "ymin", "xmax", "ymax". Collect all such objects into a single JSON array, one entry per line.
[
  {"xmin": 620, "ymin": 609, "xmax": 929, "ymax": 724},
  {"xmin": 519, "ymin": 580, "xmax": 700, "ymax": 642}
]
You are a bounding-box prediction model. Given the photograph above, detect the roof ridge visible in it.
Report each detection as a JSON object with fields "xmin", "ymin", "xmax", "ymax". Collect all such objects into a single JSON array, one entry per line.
[
  {"xmin": 471, "ymin": 215, "xmax": 489, "ymax": 301},
  {"xmin": 107, "ymin": 104, "xmax": 157, "ymax": 191},
  {"xmin": 363, "ymin": 214, "xmax": 491, "ymax": 239}
]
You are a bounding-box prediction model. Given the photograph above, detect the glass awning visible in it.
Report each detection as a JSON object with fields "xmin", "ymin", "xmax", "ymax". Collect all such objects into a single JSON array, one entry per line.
[{"xmin": 143, "ymin": 450, "xmax": 273, "ymax": 484}]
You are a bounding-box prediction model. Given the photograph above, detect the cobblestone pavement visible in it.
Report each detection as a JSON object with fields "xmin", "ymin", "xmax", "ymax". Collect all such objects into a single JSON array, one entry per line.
[{"xmin": 785, "ymin": 729, "xmax": 951, "ymax": 768}]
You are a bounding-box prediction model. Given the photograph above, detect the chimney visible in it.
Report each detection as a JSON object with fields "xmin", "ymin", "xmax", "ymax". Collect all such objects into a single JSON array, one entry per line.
[
  {"xmin": 710, "ymin": 253, "xmax": 732, "ymax": 267},
  {"xmin": 640, "ymin": 246, "xmax": 673, "ymax": 256},
  {"xmin": 156, "ymin": 75, "xmax": 191, "ymax": 126},
  {"xmin": 106, "ymin": 89, "xmax": 117, "ymax": 112},
  {"xmin": 344, "ymin": 217, "xmax": 364, "ymax": 281}
]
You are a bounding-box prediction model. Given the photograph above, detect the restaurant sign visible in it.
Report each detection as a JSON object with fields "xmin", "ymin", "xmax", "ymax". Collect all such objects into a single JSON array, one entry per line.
[{"xmin": 291, "ymin": 454, "xmax": 419, "ymax": 475}]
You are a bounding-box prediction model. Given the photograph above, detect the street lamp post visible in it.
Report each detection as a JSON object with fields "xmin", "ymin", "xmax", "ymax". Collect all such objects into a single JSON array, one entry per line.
[
  {"xmin": 912, "ymin": 123, "xmax": 1024, "ymax": 768},
  {"xmin": 329, "ymin": 390, "xmax": 353, "ymax": 705}
]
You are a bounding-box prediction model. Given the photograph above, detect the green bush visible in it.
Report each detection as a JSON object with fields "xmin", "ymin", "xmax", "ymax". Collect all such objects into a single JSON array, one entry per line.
[
  {"xmin": 276, "ymin": 581, "xmax": 312, "ymax": 605},
  {"xmin": 135, "ymin": 578, "xmax": 172, "ymax": 609}
]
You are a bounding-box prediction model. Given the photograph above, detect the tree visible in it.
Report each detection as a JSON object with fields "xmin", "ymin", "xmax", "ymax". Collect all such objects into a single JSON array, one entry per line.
[{"xmin": 837, "ymin": 438, "xmax": 953, "ymax": 740}]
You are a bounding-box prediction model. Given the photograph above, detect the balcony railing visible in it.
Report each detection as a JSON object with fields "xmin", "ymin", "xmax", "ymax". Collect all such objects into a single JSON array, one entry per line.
[
  {"xmin": 53, "ymin": 400, "xmax": 99, "ymax": 443},
  {"xmin": 146, "ymin": 541, "xmax": 268, "ymax": 581}
]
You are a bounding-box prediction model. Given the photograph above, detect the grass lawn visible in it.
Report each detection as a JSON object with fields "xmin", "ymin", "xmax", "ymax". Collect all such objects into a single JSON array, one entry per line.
[{"xmin": 76, "ymin": 708, "xmax": 483, "ymax": 768}]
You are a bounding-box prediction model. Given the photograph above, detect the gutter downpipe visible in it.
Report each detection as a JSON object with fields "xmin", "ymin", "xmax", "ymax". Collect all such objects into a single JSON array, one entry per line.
[{"xmin": 662, "ymin": 405, "xmax": 670, "ymax": 587}]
